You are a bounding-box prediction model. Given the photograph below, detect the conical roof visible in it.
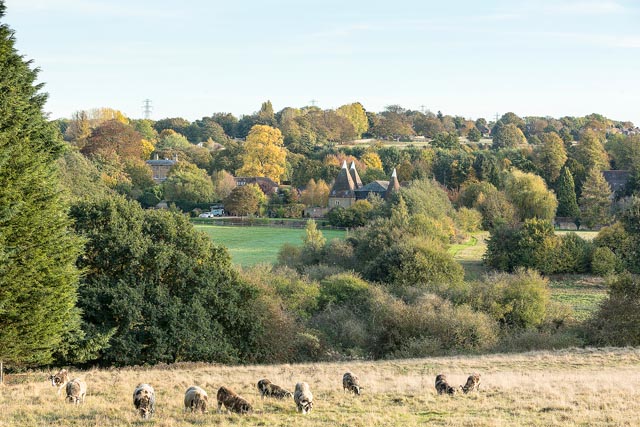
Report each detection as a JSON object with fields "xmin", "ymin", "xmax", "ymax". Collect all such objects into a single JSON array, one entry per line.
[
  {"xmin": 384, "ymin": 168, "xmax": 400, "ymax": 200},
  {"xmin": 349, "ymin": 161, "xmax": 363, "ymax": 189},
  {"xmin": 330, "ymin": 161, "xmax": 356, "ymax": 198}
]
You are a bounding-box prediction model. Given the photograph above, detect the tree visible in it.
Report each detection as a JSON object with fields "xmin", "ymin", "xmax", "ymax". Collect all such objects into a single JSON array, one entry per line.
[
  {"xmin": 223, "ymin": 184, "xmax": 265, "ymax": 216},
  {"xmin": 555, "ymin": 166, "xmax": 580, "ymax": 219},
  {"xmin": 467, "ymin": 127, "xmax": 482, "ymax": 142},
  {"xmin": 534, "ymin": 132, "xmax": 567, "ymax": 184},
  {"xmin": 579, "ymin": 168, "xmax": 612, "ymax": 228},
  {"xmin": 492, "ymin": 123, "xmax": 526, "ymax": 149},
  {"xmin": 70, "ymin": 195, "xmax": 263, "ymax": 365},
  {"xmin": 303, "ymin": 219, "xmax": 326, "ymax": 252},
  {"xmin": 257, "ymin": 100, "xmax": 276, "ymax": 126},
  {"xmin": 361, "ymin": 151, "xmax": 383, "ymax": 171},
  {"xmin": 336, "ymin": 102, "xmax": 369, "ymax": 138},
  {"xmin": 575, "ymin": 129, "xmax": 609, "ymax": 172},
  {"xmin": 0, "ymin": 3, "xmax": 83, "ymax": 366},
  {"xmin": 300, "ymin": 179, "xmax": 329, "ymax": 207},
  {"xmin": 238, "ymin": 125, "xmax": 287, "ymax": 183},
  {"xmin": 212, "ymin": 170, "xmax": 237, "ymax": 200},
  {"xmin": 81, "ymin": 120, "xmax": 147, "ymax": 160},
  {"xmin": 164, "ymin": 162, "xmax": 215, "ymax": 204},
  {"xmin": 504, "ymin": 170, "xmax": 558, "ymax": 221}
]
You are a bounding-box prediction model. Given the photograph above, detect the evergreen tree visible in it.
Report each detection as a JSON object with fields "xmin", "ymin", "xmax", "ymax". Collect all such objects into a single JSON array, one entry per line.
[
  {"xmin": 0, "ymin": 2, "xmax": 82, "ymax": 366},
  {"xmin": 579, "ymin": 168, "xmax": 612, "ymax": 228},
  {"xmin": 555, "ymin": 166, "xmax": 580, "ymax": 218}
]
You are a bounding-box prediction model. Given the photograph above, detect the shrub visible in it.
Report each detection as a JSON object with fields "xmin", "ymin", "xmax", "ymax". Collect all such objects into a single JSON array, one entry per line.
[
  {"xmin": 469, "ymin": 269, "xmax": 550, "ymax": 330},
  {"xmin": 555, "ymin": 232, "xmax": 593, "ymax": 274},
  {"xmin": 318, "ymin": 273, "xmax": 371, "ymax": 311},
  {"xmin": 456, "ymin": 207, "xmax": 483, "ymax": 233},
  {"xmin": 591, "ymin": 247, "xmax": 619, "ymax": 276},
  {"xmin": 586, "ymin": 273, "xmax": 640, "ymax": 346}
]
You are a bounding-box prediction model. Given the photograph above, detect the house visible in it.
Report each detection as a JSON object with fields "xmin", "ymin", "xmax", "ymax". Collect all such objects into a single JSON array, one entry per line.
[
  {"xmin": 328, "ymin": 161, "xmax": 400, "ymax": 208},
  {"xmin": 147, "ymin": 154, "xmax": 178, "ymax": 183},
  {"xmin": 234, "ymin": 176, "xmax": 279, "ymax": 196}
]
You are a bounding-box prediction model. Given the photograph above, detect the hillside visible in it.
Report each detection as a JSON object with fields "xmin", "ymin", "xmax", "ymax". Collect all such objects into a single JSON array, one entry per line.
[{"xmin": 2, "ymin": 347, "xmax": 639, "ymax": 426}]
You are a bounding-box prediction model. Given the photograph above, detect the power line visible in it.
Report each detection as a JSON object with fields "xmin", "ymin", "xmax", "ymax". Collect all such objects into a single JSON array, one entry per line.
[
  {"xmin": 309, "ymin": 99, "xmax": 317, "ymax": 107},
  {"xmin": 142, "ymin": 99, "xmax": 153, "ymax": 119}
]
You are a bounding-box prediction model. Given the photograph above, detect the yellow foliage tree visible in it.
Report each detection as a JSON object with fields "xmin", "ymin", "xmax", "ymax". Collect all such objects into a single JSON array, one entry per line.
[
  {"xmin": 301, "ymin": 179, "xmax": 330, "ymax": 207},
  {"xmin": 238, "ymin": 125, "xmax": 287, "ymax": 183},
  {"xmin": 361, "ymin": 151, "xmax": 383, "ymax": 171}
]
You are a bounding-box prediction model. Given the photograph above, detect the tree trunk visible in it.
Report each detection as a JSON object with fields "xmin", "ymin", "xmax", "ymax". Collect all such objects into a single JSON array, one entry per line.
[{"xmin": 0, "ymin": 361, "xmax": 4, "ymax": 385}]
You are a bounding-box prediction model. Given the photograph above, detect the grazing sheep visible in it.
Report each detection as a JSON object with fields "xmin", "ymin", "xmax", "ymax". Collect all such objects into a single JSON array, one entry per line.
[
  {"xmin": 460, "ymin": 373, "xmax": 481, "ymax": 394},
  {"xmin": 257, "ymin": 378, "xmax": 293, "ymax": 399},
  {"xmin": 65, "ymin": 378, "xmax": 87, "ymax": 404},
  {"xmin": 216, "ymin": 386, "xmax": 252, "ymax": 414},
  {"xmin": 133, "ymin": 383, "xmax": 156, "ymax": 419},
  {"xmin": 342, "ymin": 372, "xmax": 362, "ymax": 395},
  {"xmin": 435, "ymin": 374, "xmax": 456, "ymax": 395},
  {"xmin": 49, "ymin": 369, "xmax": 70, "ymax": 396},
  {"xmin": 184, "ymin": 386, "xmax": 208, "ymax": 413},
  {"xmin": 294, "ymin": 382, "xmax": 313, "ymax": 414}
]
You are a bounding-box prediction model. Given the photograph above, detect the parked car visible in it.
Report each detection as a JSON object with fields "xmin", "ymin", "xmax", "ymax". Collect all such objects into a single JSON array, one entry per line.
[
  {"xmin": 199, "ymin": 212, "xmax": 215, "ymax": 218},
  {"xmin": 198, "ymin": 208, "xmax": 224, "ymax": 218}
]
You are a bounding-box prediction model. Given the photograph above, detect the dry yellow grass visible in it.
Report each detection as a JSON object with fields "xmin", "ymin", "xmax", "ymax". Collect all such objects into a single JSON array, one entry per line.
[{"xmin": 1, "ymin": 347, "xmax": 639, "ymax": 426}]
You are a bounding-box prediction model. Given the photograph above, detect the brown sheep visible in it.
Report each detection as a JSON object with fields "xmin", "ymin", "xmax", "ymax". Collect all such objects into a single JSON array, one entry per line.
[
  {"xmin": 216, "ymin": 386, "xmax": 252, "ymax": 414},
  {"xmin": 133, "ymin": 383, "xmax": 156, "ymax": 419},
  {"xmin": 65, "ymin": 378, "xmax": 87, "ymax": 404},
  {"xmin": 342, "ymin": 372, "xmax": 362, "ymax": 395},
  {"xmin": 184, "ymin": 385, "xmax": 208, "ymax": 413},
  {"xmin": 460, "ymin": 373, "xmax": 481, "ymax": 394},
  {"xmin": 294, "ymin": 382, "xmax": 313, "ymax": 414},
  {"xmin": 49, "ymin": 369, "xmax": 70, "ymax": 396},
  {"xmin": 435, "ymin": 374, "xmax": 456, "ymax": 395},
  {"xmin": 257, "ymin": 378, "xmax": 293, "ymax": 399}
]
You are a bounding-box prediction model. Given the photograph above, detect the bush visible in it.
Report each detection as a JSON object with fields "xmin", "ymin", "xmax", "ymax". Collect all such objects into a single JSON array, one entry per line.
[
  {"xmin": 469, "ymin": 269, "xmax": 550, "ymax": 330},
  {"xmin": 318, "ymin": 273, "xmax": 371, "ymax": 311},
  {"xmin": 591, "ymin": 247, "xmax": 619, "ymax": 276},
  {"xmin": 456, "ymin": 207, "xmax": 483, "ymax": 233},
  {"xmin": 555, "ymin": 232, "xmax": 593, "ymax": 274},
  {"xmin": 586, "ymin": 273, "xmax": 640, "ymax": 346}
]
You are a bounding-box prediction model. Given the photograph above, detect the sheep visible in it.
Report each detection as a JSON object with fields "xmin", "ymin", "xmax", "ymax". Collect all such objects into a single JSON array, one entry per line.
[
  {"xmin": 65, "ymin": 378, "xmax": 87, "ymax": 404},
  {"xmin": 133, "ymin": 383, "xmax": 156, "ymax": 419},
  {"xmin": 435, "ymin": 374, "xmax": 457, "ymax": 395},
  {"xmin": 184, "ymin": 385, "xmax": 208, "ymax": 413},
  {"xmin": 49, "ymin": 369, "xmax": 70, "ymax": 396},
  {"xmin": 257, "ymin": 378, "xmax": 293, "ymax": 399},
  {"xmin": 216, "ymin": 386, "xmax": 252, "ymax": 414},
  {"xmin": 342, "ymin": 372, "xmax": 362, "ymax": 395},
  {"xmin": 460, "ymin": 373, "xmax": 481, "ymax": 394},
  {"xmin": 294, "ymin": 382, "xmax": 313, "ymax": 414}
]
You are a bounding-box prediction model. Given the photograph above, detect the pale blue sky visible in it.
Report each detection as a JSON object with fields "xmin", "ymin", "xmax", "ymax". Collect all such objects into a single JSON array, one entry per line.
[{"xmin": 4, "ymin": 0, "xmax": 640, "ymax": 124}]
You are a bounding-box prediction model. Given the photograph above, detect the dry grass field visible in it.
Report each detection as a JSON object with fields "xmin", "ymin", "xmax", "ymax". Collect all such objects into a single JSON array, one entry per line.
[{"xmin": 2, "ymin": 347, "xmax": 639, "ymax": 426}]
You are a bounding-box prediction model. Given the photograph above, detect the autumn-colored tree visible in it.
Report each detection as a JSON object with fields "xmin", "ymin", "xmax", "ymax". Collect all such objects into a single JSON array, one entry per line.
[
  {"xmin": 361, "ymin": 151, "xmax": 383, "ymax": 171},
  {"xmin": 534, "ymin": 132, "xmax": 567, "ymax": 184},
  {"xmin": 223, "ymin": 184, "xmax": 266, "ymax": 216},
  {"xmin": 238, "ymin": 125, "xmax": 287, "ymax": 183},
  {"xmin": 575, "ymin": 129, "xmax": 609, "ymax": 171},
  {"xmin": 579, "ymin": 168, "xmax": 612, "ymax": 228},
  {"xmin": 156, "ymin": 129, "xmax": 191, "ymax": 150},
  {"xmin": 504, "ymin": 170, "xmax": 558, "ymax": 221},
  {"xmin": 336, "ymin": 102, "xmax": 369, "ymax": 138},
  {"xmin": 300, "ymin": 179, "xmax": 330, "ymax": 207},
  {"xmin": 81, "ymin": 120, "xmax": 147, "ymax": 160},
  {"xmin": 492, "ymin": 123, "xmax": 527, "ymax": 149},
  {"xmin": 212, "ymin": 170, "xmax": 237, "ymax": 200}
]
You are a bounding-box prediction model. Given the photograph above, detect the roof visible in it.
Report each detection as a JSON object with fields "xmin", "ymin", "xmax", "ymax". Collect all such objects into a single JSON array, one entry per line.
[
  {"xmin": 349, "ymin": 161, "xmax": 363, "ymax": 189},
  {"xmin": 354, "ymin": 180, "xmax": 389, "ymax": 194},
  {"xmin": 330, "ymin": 161, "xmax": 356, "ymax": 198},
  {"xmin": 146, "ymin": 159, "xmax": 177, "ymax": 166},
  {"xmin": 385, "ymin": 168, "xmax": 400, "ymax": 200}
]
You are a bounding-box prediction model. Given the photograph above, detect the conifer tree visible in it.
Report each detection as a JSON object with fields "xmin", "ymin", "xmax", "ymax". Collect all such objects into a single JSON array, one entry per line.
[
  {"xmin": 0, "ymin": 2, "xmax": 82, "ymax": 367},
  {"xmin": 579, "ymin": 168, "xmax": 612, "ymax": 228},
  {"xmin": 555, "ymin": 166, "xmax": 580, "ymax": 218}
]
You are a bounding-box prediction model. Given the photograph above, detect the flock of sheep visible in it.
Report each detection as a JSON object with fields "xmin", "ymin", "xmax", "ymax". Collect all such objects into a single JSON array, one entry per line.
[{"xmin": 48, "ymin": 368, "xmax": 480, "ymax": 419}]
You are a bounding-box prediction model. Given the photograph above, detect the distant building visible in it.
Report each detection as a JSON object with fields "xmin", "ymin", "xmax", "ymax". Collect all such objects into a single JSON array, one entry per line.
[
  {"xmin": 328, "ymin": 161, "xmax": 400, "ymax": 208},
  {"xmin": 234, "ymin": 176, "xmax": 279, "ymax": 195},
  {"xmin": 146, "ymin": 154, "xmax": 178, "ymax": 183}
]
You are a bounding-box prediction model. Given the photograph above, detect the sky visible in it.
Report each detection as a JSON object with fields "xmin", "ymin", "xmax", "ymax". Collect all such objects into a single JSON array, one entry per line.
[{"xmin": 3, "ymin": 0, "xmax": 640, "ymax": 124}]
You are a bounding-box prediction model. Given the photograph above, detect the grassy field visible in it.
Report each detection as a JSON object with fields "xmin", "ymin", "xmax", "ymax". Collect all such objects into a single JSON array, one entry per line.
[
  {"xmin": 2, "ymin": 347, "xmax": 639, "ymax": 426},
  {"xmin": 549, "ymin": 276, "xmax": 608, "ymax": 321},
  {"xmin": 194, "ymin": 225, "xmax": 346, "ymax": 267},
  {"xmin": 451, "ymin": 232, "xmax": 489, "ymax": 281}
]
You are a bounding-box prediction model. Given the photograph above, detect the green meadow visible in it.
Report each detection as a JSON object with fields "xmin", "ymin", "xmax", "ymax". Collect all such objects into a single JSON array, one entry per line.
[{"xmin": 194, "ymin": 225, "xmax": 346, "ymax": 267}]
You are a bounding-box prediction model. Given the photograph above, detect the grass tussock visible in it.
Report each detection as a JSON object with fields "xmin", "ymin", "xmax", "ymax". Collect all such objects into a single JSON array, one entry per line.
[{"xmin": 1, "ymin": 347, "xmax": 640, "ymax": 426}]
